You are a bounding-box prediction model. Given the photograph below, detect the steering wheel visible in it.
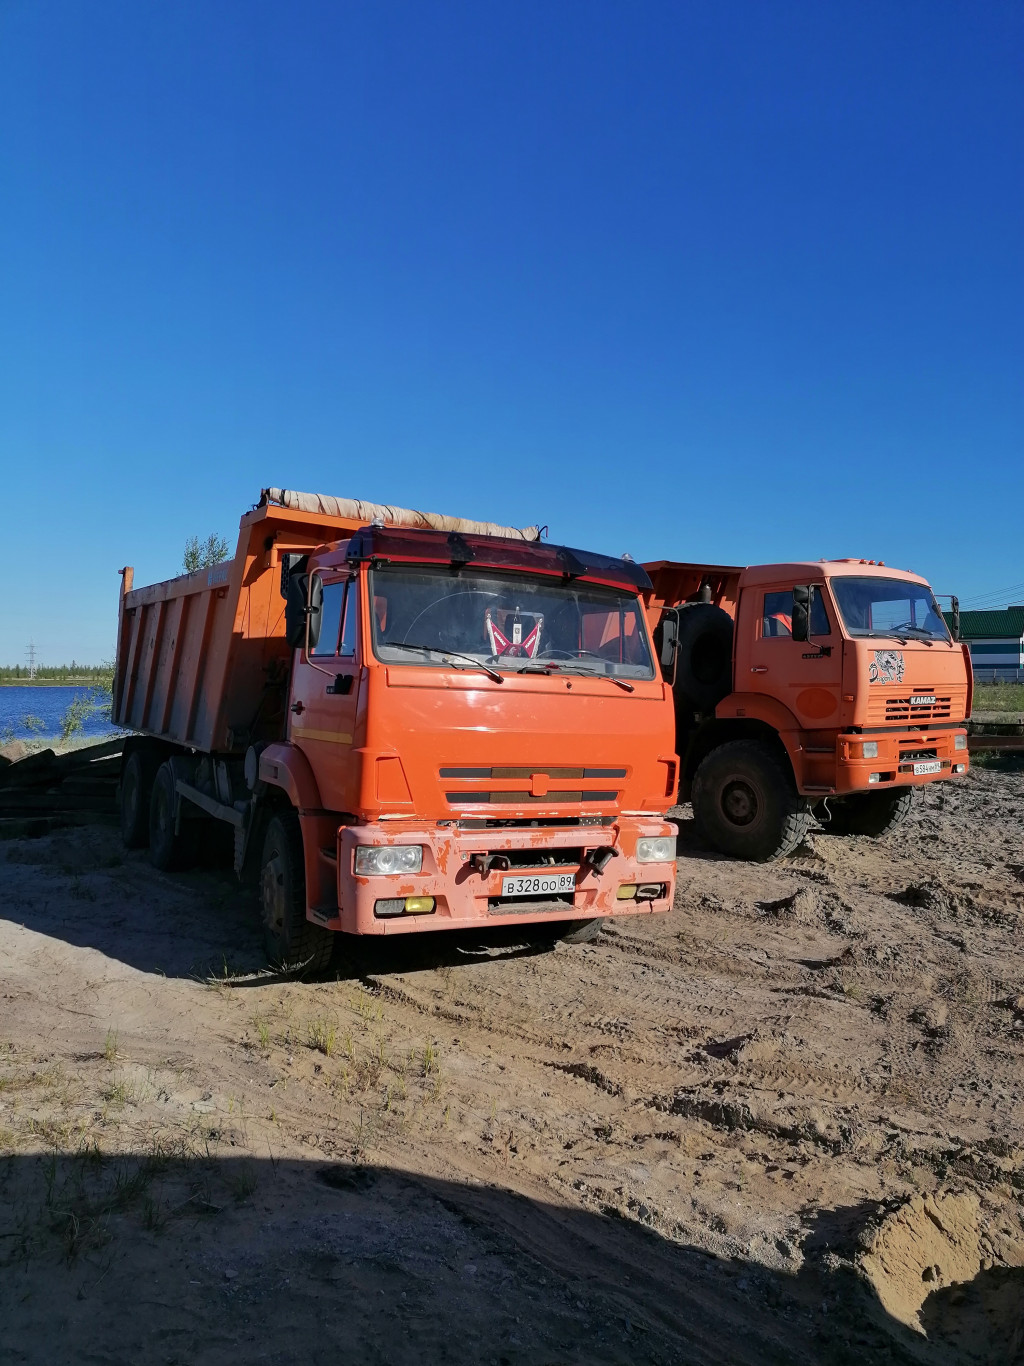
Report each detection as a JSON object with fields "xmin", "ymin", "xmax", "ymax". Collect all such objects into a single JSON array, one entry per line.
[{"xmin": 401, "ymin": 590, "xmax": 501, "ymax": 644}]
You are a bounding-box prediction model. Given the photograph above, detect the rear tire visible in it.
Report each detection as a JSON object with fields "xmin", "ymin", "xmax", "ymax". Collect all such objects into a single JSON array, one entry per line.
[
  {"xmin": 691, "ymin": 739, "xmax": 811, "ymax": 862},
  {"xmin": 817, "ymin": 788, "xmax": 916, "ymax": 838},
  {"xmin": 120, "ymin": 747, "xmax": 158, "ymax": 849},
  {"xmin": 259, "ymin": 810, "xmax": 334, "ymax": 975},
  {"xmin": 148, "ymin": 761, "xmax": 195, "ymax": 871}
]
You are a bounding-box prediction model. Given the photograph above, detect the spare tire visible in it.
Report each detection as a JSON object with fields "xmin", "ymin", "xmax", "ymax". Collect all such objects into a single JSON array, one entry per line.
[{"xmin": 671, "ymin": 603, "xmax": 734, "ymax": 712}]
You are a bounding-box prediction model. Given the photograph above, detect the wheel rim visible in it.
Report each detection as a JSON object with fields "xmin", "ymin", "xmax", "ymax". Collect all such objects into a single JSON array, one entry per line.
[
  {"xmin": 261, "ymin": 846, "xmax": 287, "ymax": 945},
  {"xmin": 721, "ymin": 778, "xmax": 760, "ymax": 827}
]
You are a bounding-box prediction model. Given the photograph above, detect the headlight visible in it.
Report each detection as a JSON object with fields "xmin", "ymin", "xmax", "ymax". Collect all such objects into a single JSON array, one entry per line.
[
  {"xmin": 636, "ymin": 836, "xmax": 674, "ymax": 863},
  {"xmin": 954, "ymin": 733, "xmax": 967, "ymax": 751},
  {"xmin": 354, "ymin": 844, "xmax": 423, "ymax": 876},
  {"xmin": 860, "ymin": 741, "xmax": 878, "ymax": 759}
]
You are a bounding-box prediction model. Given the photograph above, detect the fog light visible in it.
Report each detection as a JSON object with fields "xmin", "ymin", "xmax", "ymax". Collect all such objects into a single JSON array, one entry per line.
[
  {"xmin": 403, "ymin": 896, "xmax": 435, "ymax": 914},
  {"xmin": 868, "ymin": 773, "xmax": 881, "ymax": 784},
  {"xmin": 954, "ymin": 763, "xmax": 966, "ymax": 774},
  {"xmin": 954, "ymin": 733, "xmax": 967, "ymax": 750},
  {"xmin": 860, "ymin": 741, "xmax": 878, "ymax": 759},
  {"xmin": 374, "ymin": 898, "xmax": 405, "ymax": 918},
  {"xmin": 636, "ymin": 836, "xmax": 674, "ymax": 863},
  {"xmin": 616, "ymin": 883, "xmax": 638, "ymax": 900}
]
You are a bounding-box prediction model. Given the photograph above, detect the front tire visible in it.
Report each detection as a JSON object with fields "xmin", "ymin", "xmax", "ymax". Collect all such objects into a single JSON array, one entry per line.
[
  {"xmin": 259, "ymin": 810, "xmax": 334, "ymax": 975},
  {"xmin": 691, "ymin": 740, "xmax": 811, "ymax": 862},
  {"xmin": 542, "ymin": 918, "xmax": 603, "ymax": 945},
  {"xmin": 817, "ymin": 787, "xmax": 916, "ymax": 838}
]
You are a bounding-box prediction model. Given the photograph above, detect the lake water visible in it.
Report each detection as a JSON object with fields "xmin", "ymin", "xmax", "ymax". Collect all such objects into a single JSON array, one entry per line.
[{"xmin": 0, "ymin": 686, "xmax": 121, "ymax": 742}]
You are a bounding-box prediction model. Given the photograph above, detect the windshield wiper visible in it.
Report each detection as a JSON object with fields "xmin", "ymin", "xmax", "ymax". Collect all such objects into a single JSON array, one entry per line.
[
  {"xmin": 514, "ymin": 662, "xmax": 635, "ymax": 692},
  {"xmin": 384, "ymin": 641, "xmax": 504, "ymax": 683},
  {"xmin": 860, "ymin": 628, "xmax": 934, "ymax": 646}
]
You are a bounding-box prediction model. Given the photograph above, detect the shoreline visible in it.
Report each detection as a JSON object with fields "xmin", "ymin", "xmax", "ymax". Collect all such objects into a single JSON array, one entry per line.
[{"xmin": 0, "ymin": 679, "xmax": 107, "ymax": 687}]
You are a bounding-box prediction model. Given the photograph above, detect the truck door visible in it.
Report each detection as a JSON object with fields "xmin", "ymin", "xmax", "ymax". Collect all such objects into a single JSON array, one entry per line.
[
  {"xmin": 743, "ymin": 583, "xmax": 843, "ymax": 729},
  {"xmin": 288, "ymin": 572, "xmax": 361, "ymax": 812}
]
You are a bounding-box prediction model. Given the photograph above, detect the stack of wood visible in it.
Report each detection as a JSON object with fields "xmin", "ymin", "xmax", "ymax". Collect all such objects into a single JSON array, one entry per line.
[{"xmin": 0, "ymin": 739, "xmax": 123, "ymax": 837}]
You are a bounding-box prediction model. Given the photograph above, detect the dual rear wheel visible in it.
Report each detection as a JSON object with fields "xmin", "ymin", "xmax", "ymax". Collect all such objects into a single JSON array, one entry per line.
[{"xmin": 120, "ymin": 749, "xmax": 333, "ymax": 975}]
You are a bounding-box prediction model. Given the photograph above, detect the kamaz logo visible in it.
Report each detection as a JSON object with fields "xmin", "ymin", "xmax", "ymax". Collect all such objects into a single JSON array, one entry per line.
[{"xmin": 910, "ymin": 695, "xmax": 936, "ymax": 706}]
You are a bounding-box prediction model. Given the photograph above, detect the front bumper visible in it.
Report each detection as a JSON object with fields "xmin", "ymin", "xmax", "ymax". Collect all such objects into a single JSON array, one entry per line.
[
  {"xmin": 834, "ymin": 729, "xmax": 969, "ymax": 793},
  {"xmin": 321, "ymin": 817, "xmax": 677, "ymax": 935}
]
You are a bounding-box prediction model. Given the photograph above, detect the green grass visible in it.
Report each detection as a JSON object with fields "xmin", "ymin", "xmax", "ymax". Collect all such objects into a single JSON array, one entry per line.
[{"xmin": 973, "ymin": 681, "xmax": 1024, "ymax": 715}]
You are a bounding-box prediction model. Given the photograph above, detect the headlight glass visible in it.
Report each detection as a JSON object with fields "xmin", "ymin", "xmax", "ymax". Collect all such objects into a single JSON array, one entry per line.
[
  {"xmin": 954, "ymin": 733, "xmax": 967, "ymax": 750},
  {"xmin": 354, "ymin": 844, "xmax": 423, "ymax": 876},
  {"xmin": 860, "ymin": 741, "xmax": 879, "ymax": 759},
  {"xmin": 636, "ymin": 836, "xmax": 674, "ymax": 863}
]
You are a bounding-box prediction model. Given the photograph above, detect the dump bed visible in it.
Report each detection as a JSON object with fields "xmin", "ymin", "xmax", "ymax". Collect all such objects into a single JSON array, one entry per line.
[{"xmin": 113, "ymin": 490, "xmax": 539, "ymax": 754}]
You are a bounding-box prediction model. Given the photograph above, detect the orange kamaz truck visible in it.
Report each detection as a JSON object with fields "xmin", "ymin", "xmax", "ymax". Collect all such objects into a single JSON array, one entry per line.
[
  {"xmin": 113, "ymin": 490, "xmax": 679, "ymax": 970},
  {"xmin": 644, "ymin": 558, "xmax": 972, "ymax": 861}
]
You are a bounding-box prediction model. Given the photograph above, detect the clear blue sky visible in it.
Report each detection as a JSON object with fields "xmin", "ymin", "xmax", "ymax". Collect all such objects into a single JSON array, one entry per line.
[{"xmin": 1, "ymin": 0, "xmax": 1021, "ymax": 663}]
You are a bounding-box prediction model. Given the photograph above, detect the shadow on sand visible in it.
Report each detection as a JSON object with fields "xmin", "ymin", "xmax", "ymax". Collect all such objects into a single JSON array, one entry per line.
[{"xmin": 4, "ymin": 1150, "xmax": 1015, "ymax": 1366}]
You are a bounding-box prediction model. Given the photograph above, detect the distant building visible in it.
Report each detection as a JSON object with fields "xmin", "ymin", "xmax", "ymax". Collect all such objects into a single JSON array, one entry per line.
[{"xmin": 945, "ymin": 606, "xmax": 1024, "ymax": 679}]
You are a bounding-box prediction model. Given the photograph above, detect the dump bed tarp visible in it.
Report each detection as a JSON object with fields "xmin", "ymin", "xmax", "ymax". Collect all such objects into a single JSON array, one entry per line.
[{"xmin": 261, "ymin": 488, "xmax": 541, "ymax": 541}]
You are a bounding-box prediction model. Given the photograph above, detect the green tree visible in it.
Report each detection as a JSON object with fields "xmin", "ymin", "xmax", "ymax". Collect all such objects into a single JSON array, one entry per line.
[{"xmin": 183, "ymin": 533, "xmax": 230, "ymax": 574}]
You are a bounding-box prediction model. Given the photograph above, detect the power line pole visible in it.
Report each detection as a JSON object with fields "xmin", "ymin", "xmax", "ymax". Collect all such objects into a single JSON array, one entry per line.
[{"xmin": 26, "ymin": 641, "xmax": 36, "ymax": 679}]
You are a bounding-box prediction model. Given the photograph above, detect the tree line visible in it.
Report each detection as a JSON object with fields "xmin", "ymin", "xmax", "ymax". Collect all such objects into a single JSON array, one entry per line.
[{"xmin": 0, "ymin": 664, "xmax": 112, "ymax": 682}]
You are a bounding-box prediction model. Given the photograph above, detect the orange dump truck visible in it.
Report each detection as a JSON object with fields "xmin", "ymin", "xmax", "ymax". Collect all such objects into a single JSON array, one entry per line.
[
  {"xmin": 114, "ymin": 490, "xmax": 678, "ymax": 970},
  {"xmin": 644, "ymin": 558, "xmax": 972, "ymax": 861}
]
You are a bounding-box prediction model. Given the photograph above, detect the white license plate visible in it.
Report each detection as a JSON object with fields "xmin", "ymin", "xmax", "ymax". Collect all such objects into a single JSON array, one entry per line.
[
  {"xmin": 501, "ymin": 872, "xmax": 576, "ymax": 898},
  {"xmin": 913, "ymin": 760, "xmax": 942, "ymax": 776}
]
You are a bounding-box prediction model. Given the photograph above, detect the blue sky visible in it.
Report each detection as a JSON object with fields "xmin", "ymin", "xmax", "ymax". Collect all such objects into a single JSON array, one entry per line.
[{"xmin": 1, "ymin": 0, "xmax": 1022, "ymax": 662}]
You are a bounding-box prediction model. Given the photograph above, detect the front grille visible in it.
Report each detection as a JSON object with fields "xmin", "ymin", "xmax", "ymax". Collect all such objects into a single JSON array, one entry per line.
[
  {"xmin": 441, "ymin": 763, "xmax": 627, "ymax": 809},
  {"xmin": 867, "ymin": 694, "xmax": 953, "ymax": 723},
  {"xmin": 446, "ymin": 789, "xmax": 619, "ymax": 805},
  {"xmin": 448, "ymin": 816, "xmax": 614, "ymax": 830},
  {"xmin": 900, "ymin": 748, "xmax": 938, "ymax": 762},
  {"xmin": 487, "ymin": 848, "xmax": 583, "ymax": 870},
  {"xmin": 440, "ymin": 766, "xmax": 627, "ymax": 779},
  {"xmin": 488, "ymin": 895, "xmax": 576, "ymax": 916}
]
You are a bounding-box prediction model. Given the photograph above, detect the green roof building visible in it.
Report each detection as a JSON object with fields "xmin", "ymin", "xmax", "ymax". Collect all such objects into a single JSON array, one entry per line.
[{"xmin": 943, "ymin": 606, "xmax": 1024, "ymax": 678}]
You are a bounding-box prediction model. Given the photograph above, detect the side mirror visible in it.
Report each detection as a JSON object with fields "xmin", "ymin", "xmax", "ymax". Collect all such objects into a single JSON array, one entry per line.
[
  {"xmin": 657, "ymin": 608, "xmax": 680, "ymax": 684},
  {"xmin": 791, "ymin": 586, "xmax": 811, "ymax": 642},
  {"xmin": 950, "ymin": 595, "xmax": 960, "ymax": 642},
  {"xmin": 285, "ymin": 573, "xmax": 313, "ymax": 649}
]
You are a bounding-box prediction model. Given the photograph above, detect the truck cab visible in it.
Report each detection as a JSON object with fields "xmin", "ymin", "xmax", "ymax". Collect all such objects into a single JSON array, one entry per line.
[
  {"xmin": 114, "ymin": 492, "xmax": 679, "ymax": 973},
  {"xmin": 269, "ymin": 525, "xmax": 679, "ymax": 958},
  {"xmin": 646, "ymin": 558, "xmax": 971, "ymax": 861}
]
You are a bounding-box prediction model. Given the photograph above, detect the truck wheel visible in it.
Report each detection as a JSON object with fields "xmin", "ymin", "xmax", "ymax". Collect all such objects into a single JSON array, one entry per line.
[
  {"xmin": 534, "ymin": 917, "xmax": 603, "ymax": 946},
  {"xmin": 259, "ymin": 811, "xmax": 334, "ymax": 976},
  {"xmin": 120, "ymin": 747, "xmax": 158, "ymax": 849},
  {"xmin": 818, "ymin": 788, "xmax": 916, "ymax": 838},
  {"xmin": 672, "ymin": 604, "xmax": 735, "ymax": 712},
  {"xmin": 691, "ymin": 740, "xmax": 811, "ymax": 862},
  {"xmin": 148, "ymin": 762, "xmax": 195, "ymax": 871}
]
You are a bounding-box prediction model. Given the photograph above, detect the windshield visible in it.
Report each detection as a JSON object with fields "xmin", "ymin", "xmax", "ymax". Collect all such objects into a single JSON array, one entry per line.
[
  {"xmin": 830, "ymin": 576, "xmax": 951, "ymax": 642},
  {"xmin": 369, "ymin": 567, "xmax": 656, "ymax": 680}
]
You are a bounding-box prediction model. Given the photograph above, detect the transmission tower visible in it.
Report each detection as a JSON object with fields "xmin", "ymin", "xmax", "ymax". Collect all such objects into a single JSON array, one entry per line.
[{"xmin": 26, "ymin": 641, "xmax": 36, "ymax": 679}]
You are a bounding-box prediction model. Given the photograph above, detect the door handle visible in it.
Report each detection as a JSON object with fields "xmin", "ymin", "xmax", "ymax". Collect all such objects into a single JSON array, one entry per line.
[
  {"xmin": 290, "ymin": 700, "xmax": 305, "ymax": 714},
  {"xmin": 751, "ymin": 666, "xmax": 768, "ymax": 674}
]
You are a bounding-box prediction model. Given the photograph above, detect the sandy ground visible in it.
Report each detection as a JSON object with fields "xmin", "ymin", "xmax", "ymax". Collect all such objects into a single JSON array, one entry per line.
[{"xmin": 1, "ymin": 767, "xmax": 1023, "ymax": 1365}]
